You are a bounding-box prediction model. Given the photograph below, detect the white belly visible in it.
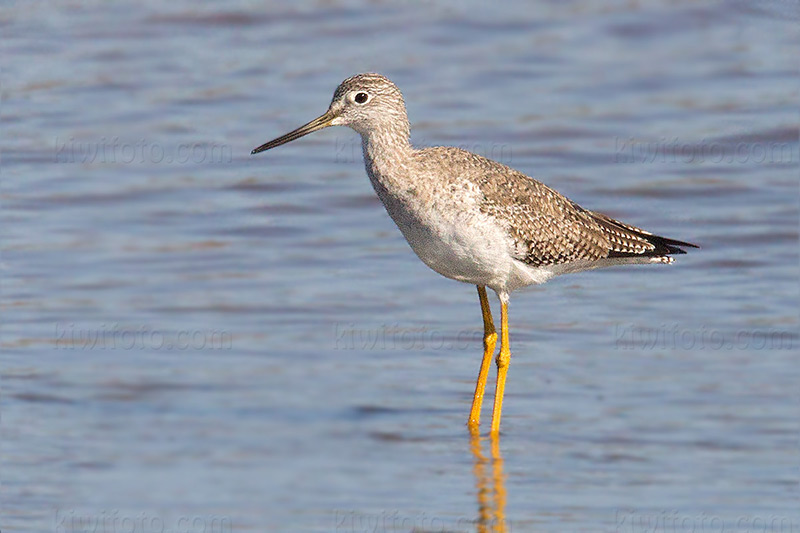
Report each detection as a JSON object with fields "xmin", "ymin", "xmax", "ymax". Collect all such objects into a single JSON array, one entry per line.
[{"xmin": 382, "ymin": 194, "xmax": 519, "ymax": 290}]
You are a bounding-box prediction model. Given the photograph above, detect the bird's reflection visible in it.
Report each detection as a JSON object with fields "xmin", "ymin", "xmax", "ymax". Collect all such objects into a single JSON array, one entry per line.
[{"xmin": 470, "ymin": 433, "xmax": 508, "ymax": 533}]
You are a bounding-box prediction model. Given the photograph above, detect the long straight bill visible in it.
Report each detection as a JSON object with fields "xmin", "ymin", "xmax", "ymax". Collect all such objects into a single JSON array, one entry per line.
[{"xmin": 251, "ymin": 110, "xmax": 336, "ymax": 154}]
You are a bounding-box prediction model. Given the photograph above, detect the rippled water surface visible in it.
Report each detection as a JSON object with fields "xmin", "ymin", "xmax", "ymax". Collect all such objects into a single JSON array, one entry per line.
[{"xmin": 3, "ymin": 1, "xmax": 798, "ymax": 531}]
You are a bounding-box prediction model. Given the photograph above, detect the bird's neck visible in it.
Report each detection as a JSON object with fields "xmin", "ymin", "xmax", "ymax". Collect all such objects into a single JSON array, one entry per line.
[{"xmin": 360, "ymin": 125, "xmax": 414, "ymax": 194}]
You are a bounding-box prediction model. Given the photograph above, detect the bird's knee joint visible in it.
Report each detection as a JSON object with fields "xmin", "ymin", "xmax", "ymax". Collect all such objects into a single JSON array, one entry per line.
[
  {"xmin": 484, "ymin": 331, "xmax": 497, "ymax": 348},
  {"xmin": 495, "ymin": 350, "xmax": 510, "ymax": 369}
]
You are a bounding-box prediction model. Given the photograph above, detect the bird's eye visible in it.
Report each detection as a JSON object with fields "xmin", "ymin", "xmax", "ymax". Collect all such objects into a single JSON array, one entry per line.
[{"xmin": 354, "ymin": 92, "xmax": 369, "ymax": 104}]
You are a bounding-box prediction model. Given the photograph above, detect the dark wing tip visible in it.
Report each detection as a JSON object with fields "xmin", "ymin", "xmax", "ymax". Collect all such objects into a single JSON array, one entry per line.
[{"xmin": 644, "ymin": 235, "xmax": 699, "ymax": 256}]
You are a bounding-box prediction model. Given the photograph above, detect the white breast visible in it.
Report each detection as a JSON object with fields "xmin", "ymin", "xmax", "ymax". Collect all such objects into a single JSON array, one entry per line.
[{"xmin": 376, "ymin": 181, "xmax": 520, "ymax": 291}]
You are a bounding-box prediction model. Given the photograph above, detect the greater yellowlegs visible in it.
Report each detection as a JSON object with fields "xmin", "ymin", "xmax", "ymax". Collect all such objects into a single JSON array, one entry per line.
[{"xmin": 251, "ymin": 73, "xmax": 697, "ymax": 435}]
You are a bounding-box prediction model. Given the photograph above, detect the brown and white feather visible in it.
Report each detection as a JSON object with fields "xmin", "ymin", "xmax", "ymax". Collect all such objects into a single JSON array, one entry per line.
[{"xmin": 414, "ymin": 147, "xmax": 695, "ymax": 269}]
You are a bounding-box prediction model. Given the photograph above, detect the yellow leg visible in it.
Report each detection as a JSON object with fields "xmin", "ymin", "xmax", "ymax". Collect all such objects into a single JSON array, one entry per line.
[
  {"xmin": 490, "ymin": 297, "xmax": 510, "ymax": 436},
  {"xmin": 468, "ymin": 286, "xmax": 497, "ymax": 433}
]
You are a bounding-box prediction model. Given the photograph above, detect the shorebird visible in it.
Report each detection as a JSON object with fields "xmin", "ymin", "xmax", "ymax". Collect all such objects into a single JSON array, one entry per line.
[{"xmin": 251, "ymin": 73, "xmax": 697, "ymax": 435}]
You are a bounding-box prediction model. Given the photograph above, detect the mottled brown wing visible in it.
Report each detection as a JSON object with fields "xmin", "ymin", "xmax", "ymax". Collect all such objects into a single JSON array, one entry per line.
[
  {"xmin": 420, "ymin": 147, "xmax": 695, "ymax": 266},
  {"xmin": 476, "ymin": 165, "xmax": 688, "ymax": 266},
  {"xmin": 478, "ymin": 174, "xmax": 613, "ymax": 266}
]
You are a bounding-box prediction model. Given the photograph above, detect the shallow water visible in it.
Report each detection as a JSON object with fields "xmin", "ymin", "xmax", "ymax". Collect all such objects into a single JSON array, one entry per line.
[{"xmin": 2, "ymin": 1, "xmax": 798, "ymax": 532}]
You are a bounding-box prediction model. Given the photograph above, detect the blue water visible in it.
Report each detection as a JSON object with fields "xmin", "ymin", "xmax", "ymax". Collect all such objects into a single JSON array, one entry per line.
[{"xmin": 2, "ymin": 1, "xmax": 798, "ymax": 532}]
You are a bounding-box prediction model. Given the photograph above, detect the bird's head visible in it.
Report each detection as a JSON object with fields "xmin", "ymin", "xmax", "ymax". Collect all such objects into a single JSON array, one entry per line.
[{"xmin": 251, "ymin": 73, "xmax": 409, "ymax": 155}]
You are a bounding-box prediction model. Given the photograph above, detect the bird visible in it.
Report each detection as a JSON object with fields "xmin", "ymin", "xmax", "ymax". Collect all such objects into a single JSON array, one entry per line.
[{"xmin": 251, "ymin": 73, "xmax": 697, "ymax": 435}]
